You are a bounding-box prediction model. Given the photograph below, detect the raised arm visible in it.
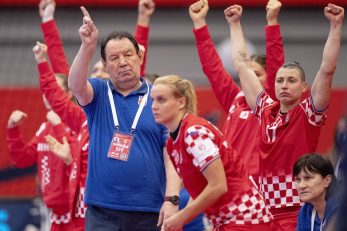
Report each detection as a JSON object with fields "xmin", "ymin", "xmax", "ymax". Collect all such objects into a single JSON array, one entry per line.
[
  {"xmin": 39, "ymin": 0, "xmax": 69, "ymax": 76},
  {"xmin": 135, "ymin": 0, "xmax": 155, "ymax": 76},
  {"xmin": 6, "ymin": 110, "xmax": 38, "ymax": 168},
  {"xmin": 225, "ymin": 5, "xmax": 263, "ymax": 111},
  {"xmin": 311, "ymin": 4, "xmax": 344, "ymax": 111},
  {"xmin": 264, "ymin": 0, "xmax": 284, "ymax": 100},
  {"xmin": 68, "ymin": 7, "xmax": 97, "ymax": 106},
  {"xmin": 190, "ymin": 0, "xmax": 240, "ymax": 112},
  {"xmin": 33, "ymin": 42, "xmax": 86, "ymax": 133}
]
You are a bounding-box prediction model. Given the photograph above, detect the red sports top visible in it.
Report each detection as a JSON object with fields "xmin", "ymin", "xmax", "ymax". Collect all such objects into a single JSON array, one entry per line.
[
  {"xmin": 166, "ymin": 114, "xmax": 272, "ymax": 227},
  {"xmin": 193, "ymin": 25, "xmax": 284, "ymax": 176},
  {"xmin": 255, "ymin": 91, "xmax": 327, "ymax": 209}
]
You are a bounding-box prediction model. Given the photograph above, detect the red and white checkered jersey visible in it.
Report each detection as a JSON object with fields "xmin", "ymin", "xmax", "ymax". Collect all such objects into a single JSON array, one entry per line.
[
  {"xmin": 7, "ymin": 122, "xmax": 72, "ymax": 216},
  {"xmin": 74, "ymin": 187, "xmax": 87, "ymax": 218},
  {"xmin": 50, "ymin": 211, "xmax": 71, "ymax": 224},
  {"xmin": 69, "ymin": 121, "xmax": 89, "ymax": 218},
  {"xmin": 255, "ymin": 91, "xmax": 327, "ymax": 208},
  {"xmin": 166, "ymin": 114, "xmax": 273, "ymax": 226}
]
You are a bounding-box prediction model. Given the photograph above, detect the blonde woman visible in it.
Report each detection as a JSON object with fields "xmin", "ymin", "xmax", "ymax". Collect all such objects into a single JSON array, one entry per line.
[{"xmin": 151, "ymin": 75, "xmax": 273, "ymax": 231}]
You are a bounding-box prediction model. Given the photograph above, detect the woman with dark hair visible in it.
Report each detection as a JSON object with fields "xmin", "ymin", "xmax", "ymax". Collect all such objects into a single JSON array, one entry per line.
[{"xmin": 293, "ymin": 154, "xmax": 338, "ymax": 231}]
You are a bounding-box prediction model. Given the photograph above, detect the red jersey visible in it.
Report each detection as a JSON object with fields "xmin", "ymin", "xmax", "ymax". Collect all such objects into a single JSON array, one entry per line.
[
  {"xmin": 134, "ymin": 25, "xmax": 149, "ymax": 77},
  {"xmin": 255, "ymin": 91, "xmax": 327, "ymax": 209},
  {"xmin": 166, "ymin": 114, "xmax": 272, "ymax": 227},
  {"xmin": 193, "ymin": 25, "xmax": 284, "ymax": 176},
  {"xmin": 39, "ymin": 62, "xmax": 89, "ymax": 219},
  {"xmin": 7, "ymin": 122, "xmax": 72, "ymax": 224}
]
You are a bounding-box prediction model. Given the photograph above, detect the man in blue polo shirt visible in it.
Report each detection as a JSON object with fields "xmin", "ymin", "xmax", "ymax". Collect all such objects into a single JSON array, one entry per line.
[{"xmin": 68, "ymin": 6, "xmax": 181, "ymax": 231}]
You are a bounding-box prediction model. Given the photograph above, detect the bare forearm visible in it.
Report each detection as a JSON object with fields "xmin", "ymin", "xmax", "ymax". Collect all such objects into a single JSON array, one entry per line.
[
  {"xmin": 164, "ymin": 149, "xmax": 182, "ymax": 196},
  {"xmin": 229, "ymin": 22, "xmax": 247, "ymax": 73},
  {"xmin": 320, "ymin": 22, "xmax": 342, "ymax": 76},
  {"xmin": 230, "ymin": 24, "xmax": 263, "ymax": 110},
  {"xmin": 137, "ymin": 14, "xmax": 150, "ymax": 27},
  {"xmin": 68, "ymin": 44, "xmax": 94, "ymax": 105},
  {"xmin": 311, "ymin": 22, "xmax": 342, "ymax": 110},
  {"xmin": 179, "ymin": 183, "xmax": 225, "ymax": 225}
]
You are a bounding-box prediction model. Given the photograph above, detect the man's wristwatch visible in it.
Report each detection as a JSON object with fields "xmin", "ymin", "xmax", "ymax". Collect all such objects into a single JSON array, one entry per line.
[{"xmin": 164, "ymin": 195, "xmax": 180, "ymax": 206}]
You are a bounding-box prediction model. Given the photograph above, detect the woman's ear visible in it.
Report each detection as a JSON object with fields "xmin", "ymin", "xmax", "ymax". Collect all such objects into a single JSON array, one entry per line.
[
  {"xmin": 178, "ymin": 97, "xmax": 186, "ymax": 110},
  {"xmin": 324, "ymin": 175, "xmax": 332, "ymax": 188}
]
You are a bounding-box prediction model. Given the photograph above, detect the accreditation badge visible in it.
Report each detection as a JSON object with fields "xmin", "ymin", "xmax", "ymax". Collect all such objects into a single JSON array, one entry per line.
[{"xmin": 107, "ymin": 132, "xmax": 134, "ymax": 161}]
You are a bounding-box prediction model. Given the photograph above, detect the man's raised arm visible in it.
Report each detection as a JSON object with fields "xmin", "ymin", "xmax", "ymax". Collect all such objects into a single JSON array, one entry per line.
[{"xmin": 68, "ymin": 6, "xmax": 98, "ymax": 106}]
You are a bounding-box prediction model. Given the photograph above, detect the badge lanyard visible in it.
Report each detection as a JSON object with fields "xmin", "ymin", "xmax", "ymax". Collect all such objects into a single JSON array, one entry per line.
[
  {"xmin": 311, "ymin": 208, "xmax": 323, "ymax": 231},
  {"xmin": 106, "ymin": 81, "xmax": 149, "ymax": 161},
  {"xmin": 107, "ymin": 80, "xmax": 149, "ymax": 133}
]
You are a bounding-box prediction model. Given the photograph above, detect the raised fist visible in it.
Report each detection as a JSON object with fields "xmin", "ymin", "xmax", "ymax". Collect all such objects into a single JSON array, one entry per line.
[
  {"xmin": 39, "ymin": 0, "xmax": 56, "ymax": 22},
  {"xmin": 8, "ymin": 110, "xmax": 28, "ymax": 128},
  {"xmin": 224, "ymin": 5, "xmax": 243, "ymax": 26},
  {"xmin": 32, "ymin": 41, "xmax": 48, "ymax": 63},
  {"xmin": 189, "ymin": 0, "xmax": 209, "ymax": 28},
  {"xmin": 324, "ymin": 3, "xmax": 344, "ymax": 24}
]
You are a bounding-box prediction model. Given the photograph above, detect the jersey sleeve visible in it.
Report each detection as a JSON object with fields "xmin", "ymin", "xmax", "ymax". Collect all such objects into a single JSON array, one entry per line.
[
  {"xmin": 6, "ymin": 125, "xmax": 41, "ymax": 168},
  {"xmin": 300, "ymin": 95, "xmax": 328, "ymax": 126},
  {"xmin": 264, "ymin": 24, "xmax": 284, "ymax": 100},
  {"xmin": 134, "ymin": 25, "xmax": 149, "ymax": 77},
  {"xmin": 38, "ymin": 62, "xmax": 86, "ymax": 133},
  {"xmin": 40, "ymin": 20, "xmax": 69, "ymax": 76},
  {"xmin": 193, "ymin": 25, "xmax": 240, "ymax": 112},
  {"xmin": 184, "ymin": 125, "xmax": 220, "ymax": 172},
  {"xmin": 254, "ymin": 91, "xmax": 275, "ymax": 120}
]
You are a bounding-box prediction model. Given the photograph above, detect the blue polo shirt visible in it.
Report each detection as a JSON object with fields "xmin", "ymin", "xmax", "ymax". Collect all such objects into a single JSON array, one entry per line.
[{"xmin": 83, "ymin": 77, "xmax": 168, "ymax": 212}]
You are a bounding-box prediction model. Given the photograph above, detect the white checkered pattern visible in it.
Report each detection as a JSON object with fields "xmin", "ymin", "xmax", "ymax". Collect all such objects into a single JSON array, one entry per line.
[
  {"xmin": 41, "ymin": 155, "xmax": 50, "ymax": 192},
  {"xmin": 259, "ymin": 172, "xmax": 301, "ymax": 209},
  {"xmin": 255, "ymin": 91, "xmax": 275, "ymax": 119},
  {"xmin": 207, "ymin": 186, "xmax": 273, "ymax": 227},
  {"xmin": 185, "ymin": 125, "xmax": 219, "ymax": 171},
  {"xmin": 75, "ymin": 187, "xmax": 87, "ymax": 218},
  {"xmin": 300, "ymin": 97, "xmax": 327, "ymax": 126},
  {"xmin": 50, "ymin": 211, "xmax": 71, "ymax": 224}
]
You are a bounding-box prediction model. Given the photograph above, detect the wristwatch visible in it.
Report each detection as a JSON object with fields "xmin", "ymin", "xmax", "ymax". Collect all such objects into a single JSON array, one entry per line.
[{"xmin": 164, "ymin": 195, "xmax": 180, "ymax": 206}]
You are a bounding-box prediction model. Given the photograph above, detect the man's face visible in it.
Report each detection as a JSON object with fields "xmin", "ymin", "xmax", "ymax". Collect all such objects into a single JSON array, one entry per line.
[
  {"xmin": 275, "ymin": 67, "xmax": 306, "ymax": 107},
  {"xmin": 102, "ymin": 38, "xmax": 143, "ymax": 88}
]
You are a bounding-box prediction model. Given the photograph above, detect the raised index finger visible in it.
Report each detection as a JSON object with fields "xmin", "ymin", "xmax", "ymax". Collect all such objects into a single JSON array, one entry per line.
[{"xmin": 81, "ymin": 6, "xmax": 91, "ymax": 19}]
